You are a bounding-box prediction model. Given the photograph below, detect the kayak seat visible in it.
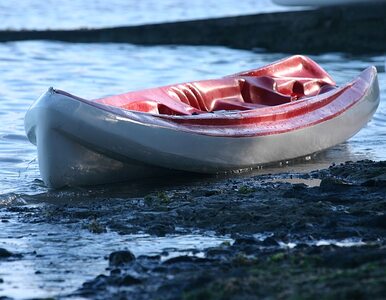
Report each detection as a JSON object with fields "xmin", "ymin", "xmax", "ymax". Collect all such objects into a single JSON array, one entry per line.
[
  {"xmin": 240, "ymin": 76, "xmax": 292, "ymax": 106},
  {"xmin": 168, "ymin": 78, "xmax": 267, "ymax": 112},
  {"xmin": 95, "ymin": 75, "xmax": 335, "ymax": 115},
  {"xmin": 170, "ymin": 84, "xmax": 206, "ymax": 111},
  {"xmin": 184, "ymin": 78, "xmax": 246, "ymax": 111},
  {"xmin": 241, "ymin": 76, "xmax": 337, "ymax": 104}
]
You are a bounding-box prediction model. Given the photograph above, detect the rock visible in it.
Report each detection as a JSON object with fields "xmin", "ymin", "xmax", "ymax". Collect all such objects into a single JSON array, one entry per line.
[
  {"xmin": 364, "ymin": 215, "xmax": 386, "ymax": 229},
  {"xmin": 163, "ymin": 255, "xmax": 211, "ymax": 265},
  {"xmin": 148, "ymin": 223, "xmax": 174, "ymax": 236},
  {"xmin": 110, "ymin": 269, "xmax": 121, "ymax": 275},
  {"xmin": 259, "ymin": 237, "xmax": 279, "ymax": 247},
  {"xmin": 109, "ymin": 250, "xmax": 135, "ymax": 266},
  {"xmin": 0, "ymin": 248, "xmax": 12, "ymax": 258},
  {"xmin": 362, "ymin": 177, "xmax": 386, "ymax": 187},
  {"xmin": 320, "ymin": 177, "xmax": 351, "ymax": 190},
  {"xmin": 119, "ymin": 274, "xmax": 142, "ymax": 286},
  {"xmin": 233, "ymin": 237, "xmax": 257, "ymax": 245},
  {"xmin": 82, "ymin": 274, "xmax": 108, "ymax": 290},
  {"xmin": 206, "ymin": 248, "xmax": 232, "ymax": 258}
]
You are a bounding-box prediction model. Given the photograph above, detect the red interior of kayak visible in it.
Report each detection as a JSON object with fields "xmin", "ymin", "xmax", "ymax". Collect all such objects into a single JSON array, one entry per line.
[{"xmin": 95, "ymin": 55, "xmax": 336, "ymax": 116}]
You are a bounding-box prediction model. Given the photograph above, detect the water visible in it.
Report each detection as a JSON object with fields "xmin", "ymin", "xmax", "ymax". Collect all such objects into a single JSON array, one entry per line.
[
  {"xmin": 0, "ymin": 1, "xmax": 385, "ymax": 299},
  {"xmin": 0, "ymin": 211, "xmax": 230, "ymax": 299}
]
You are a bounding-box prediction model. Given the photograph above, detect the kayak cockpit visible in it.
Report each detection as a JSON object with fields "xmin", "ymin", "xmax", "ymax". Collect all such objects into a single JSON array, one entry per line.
[{"xmin": 94, "ymin": 55, "xmax": 337, "ymax": 116}]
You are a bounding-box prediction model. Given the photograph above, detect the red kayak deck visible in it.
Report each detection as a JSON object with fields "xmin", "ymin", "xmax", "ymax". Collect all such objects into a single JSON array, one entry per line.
[
  {"xmin": 95, "ymin": 55, "xmax": 336, "ymax": 116},
  {"xmin": 44, "ymin": 55, "xmax": 369, "ymax": 138}
]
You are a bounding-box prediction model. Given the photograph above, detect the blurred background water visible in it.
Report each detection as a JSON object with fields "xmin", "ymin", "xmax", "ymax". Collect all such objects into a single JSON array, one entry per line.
[{"xmin": 0, "ymin": 0, "xmax": 385, "ymax": 299}]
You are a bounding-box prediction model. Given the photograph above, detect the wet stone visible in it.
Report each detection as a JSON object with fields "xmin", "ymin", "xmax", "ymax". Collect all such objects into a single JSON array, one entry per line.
[
  {"xmin": 365, "ymin": 215, "xmax": 386, "ymax": 229},
  {"xmin": 205, "ymin": 247, "xmax": 232, "ymax": 258},
  {"xmin": 233, "ymin": 237, "xmax": 257, "ymax": 245},
  {"xmin": 109, "ymin": 250, "xmax": 136, "ymax": 266},
  {"xmin": 110, "ymin": 268, "xmax": 121, "ymax": 275},
  {"xmin": 137, "ymin": 254, "xmax": 161, "ymax": 261},
  {"xmin": 320, "ymin": 177, "xmax": 352, "ymax": 191},
  {"xmin": 119, "ymin": 274, "xmax": 142, "ymax": 286},
  {"xmin": 258, "ymin": 237, "xmax": 279, "ymax": 247},
  {"xmin": 148, "ymin": 223, "xmax": 174, "ymax": 236},
  {"xmin": 318, "ymin": 246, "xmax": 386, "ymax": 269},
  {"xmin": 163, "ymin": 256, "xmax": 211, "ymax": 265},
  {"xmin": 362, "ymin": 177, "xmax": 386, "ymax": 187},
  {"xmin": 294, "ymin": 243, "xmax": 309, "ymax": 249},
  {"xmin": 82, "ymin": 274, "xmax": 109, "ymax": 290},
  {"xmin": 0, "ymin": 248, "xmax": 12, "ymax": 258},
  {"xmin": 204, "ymin": 190, "xmax": 221, "ymax": 197}
]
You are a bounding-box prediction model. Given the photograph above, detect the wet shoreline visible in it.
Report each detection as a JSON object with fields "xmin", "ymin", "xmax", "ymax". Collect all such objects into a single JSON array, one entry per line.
[
  {"xmin": 1, "ymin": 3, "xmax": 386, "ymax": 54},
  {"xmin": 1, "ymin": 160, "xmax": 385, "ymax": 299}
]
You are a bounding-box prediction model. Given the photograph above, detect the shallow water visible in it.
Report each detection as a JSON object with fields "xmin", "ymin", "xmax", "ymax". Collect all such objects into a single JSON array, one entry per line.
[
  {"xmin": 0, "ymin": 1, "xmax": 385, "ymax": 299},
  {"xmin": 0, "ymin": 209, "xmax": 230, "ymax": 299}
]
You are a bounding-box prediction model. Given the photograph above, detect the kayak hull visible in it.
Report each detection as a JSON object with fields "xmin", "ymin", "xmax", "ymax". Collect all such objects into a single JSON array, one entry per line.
[{"xmin": 25, "ymin": 65, "xmax": 379, "ymax": 188}]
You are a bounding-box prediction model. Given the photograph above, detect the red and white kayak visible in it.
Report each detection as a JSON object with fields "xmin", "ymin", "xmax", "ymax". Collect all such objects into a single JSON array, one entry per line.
[{"xmin": 25, "ymin": 55, "xmax": 380, "ymax": 188}]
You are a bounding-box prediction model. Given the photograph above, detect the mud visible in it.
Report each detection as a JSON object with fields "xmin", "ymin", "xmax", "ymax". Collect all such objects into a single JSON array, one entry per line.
[{"xmin": 1, "ymin": 160, "xmax": 385, "ymax": 299}]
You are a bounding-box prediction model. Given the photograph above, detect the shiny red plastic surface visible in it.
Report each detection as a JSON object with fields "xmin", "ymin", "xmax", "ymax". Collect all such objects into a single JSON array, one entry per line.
[{"xmin": 96, "ymin": 55, "xmax": 336, "ymax": 116}]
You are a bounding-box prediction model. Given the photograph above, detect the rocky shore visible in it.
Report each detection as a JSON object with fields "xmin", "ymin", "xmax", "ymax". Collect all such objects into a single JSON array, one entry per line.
[{"xmin": 1, "ymin": 160, "xmax": 385, "ymax": 299}]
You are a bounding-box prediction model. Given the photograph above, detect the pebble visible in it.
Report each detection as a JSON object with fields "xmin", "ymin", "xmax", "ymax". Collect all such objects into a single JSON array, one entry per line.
[{"xmin": 109, "ymin": 250, "xmax": 136, "ymax": 266}]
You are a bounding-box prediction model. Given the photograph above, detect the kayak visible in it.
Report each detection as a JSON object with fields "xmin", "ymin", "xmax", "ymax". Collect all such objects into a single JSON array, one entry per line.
[
  {"xmin": 25, "ymin": 55, "xmax": 380, "ymax": 188},
  {"xmin": 272, "ymin": 0, "xmax": 385, "ymax": 6}
]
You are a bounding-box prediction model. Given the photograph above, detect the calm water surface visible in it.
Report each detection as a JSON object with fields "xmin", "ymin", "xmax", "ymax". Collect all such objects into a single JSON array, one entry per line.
[{"xmin": 0, "ymin": 1, "xmax": 385, "ymax": 299}]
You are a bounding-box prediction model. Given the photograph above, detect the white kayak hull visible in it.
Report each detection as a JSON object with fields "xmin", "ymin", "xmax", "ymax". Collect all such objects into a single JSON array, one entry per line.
[{"xmin": 25, "ymin": 68, "xmax": 379, "ymax": 188}]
